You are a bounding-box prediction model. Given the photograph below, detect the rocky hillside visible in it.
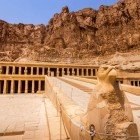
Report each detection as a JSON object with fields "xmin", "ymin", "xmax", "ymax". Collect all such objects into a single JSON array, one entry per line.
[{"xmin": 0, "ymin": 0, "xmax": 140, "ymax": 64}]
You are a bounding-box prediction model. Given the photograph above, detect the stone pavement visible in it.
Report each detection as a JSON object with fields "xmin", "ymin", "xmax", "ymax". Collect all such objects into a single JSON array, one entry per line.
[{"xmin": 0, "ymin": 94, "xmax": 49, "ymax": 140}]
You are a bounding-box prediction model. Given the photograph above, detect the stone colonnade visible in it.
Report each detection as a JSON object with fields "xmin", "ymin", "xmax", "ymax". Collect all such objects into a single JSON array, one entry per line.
[
  {"xmin": 130, "ymin": 80, "xmax": 140, "ymax": 87},
  {"xmin": 0, "ymin": 62, "xmax": 98, "ymax": 94},
  {"xmin": 0, "ymin": 65, "xmax": 98, "ymax": 77},
  {"xmin": 0, "ymin": 79, "xmax": 45, "ymax": 94},
  {"xmin": 117, "ymin": 78, "xmax": 140, "ymax": 87}
]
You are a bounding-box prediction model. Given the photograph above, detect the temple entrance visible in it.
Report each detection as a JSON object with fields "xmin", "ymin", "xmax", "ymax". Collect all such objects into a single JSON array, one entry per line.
[{"xmin": 50, "ymin": 68, "xmax": 57, "ymax": 76}]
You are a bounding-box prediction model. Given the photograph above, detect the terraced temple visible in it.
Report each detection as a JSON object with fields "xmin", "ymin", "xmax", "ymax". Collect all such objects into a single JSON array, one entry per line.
[
  {"xmin": 0, "ymin": 62, "xmax": 98, "ymax": 94},
  {"xmin": 0, "ymin": 62, "xmax": 140, "ymax": 94}
]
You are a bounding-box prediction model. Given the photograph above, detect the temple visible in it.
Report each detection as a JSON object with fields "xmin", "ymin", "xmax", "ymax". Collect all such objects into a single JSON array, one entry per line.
[
  {"xmin": 0, "ymin": 62, "xmax": 139, "ymax": 95},
  {"xmin": 0, "ymin": 62, "xmax": 140, "ymax": 140}
]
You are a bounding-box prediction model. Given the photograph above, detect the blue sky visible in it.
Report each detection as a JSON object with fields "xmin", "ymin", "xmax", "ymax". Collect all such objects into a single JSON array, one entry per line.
[{"xmin": 0, "ymin": 0, "xmax": 117, "ymax": 25}]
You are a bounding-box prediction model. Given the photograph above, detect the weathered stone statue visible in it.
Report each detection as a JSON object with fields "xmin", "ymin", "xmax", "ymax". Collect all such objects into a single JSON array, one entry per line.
[{"xmin": 82, "ymin": 66, "xmax": 139, "ymax": 140}]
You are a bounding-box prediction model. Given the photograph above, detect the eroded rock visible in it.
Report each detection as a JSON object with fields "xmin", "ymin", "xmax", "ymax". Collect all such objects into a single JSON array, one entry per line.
[{"xmin": 0, "ymin": 0, "xmax": 139, "ymax": 62}]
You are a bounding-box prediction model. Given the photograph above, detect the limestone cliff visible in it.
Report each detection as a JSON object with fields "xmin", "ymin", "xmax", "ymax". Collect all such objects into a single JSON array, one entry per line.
[{"xmin": 0, "ymin": 0, "xmax": 140, "ymax": 64}]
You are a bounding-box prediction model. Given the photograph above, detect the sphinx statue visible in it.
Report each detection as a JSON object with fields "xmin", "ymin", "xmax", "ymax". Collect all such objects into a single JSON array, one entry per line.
[{"xmin": 82, "ymin": 66, "xmax": 139, "ymax": 140}]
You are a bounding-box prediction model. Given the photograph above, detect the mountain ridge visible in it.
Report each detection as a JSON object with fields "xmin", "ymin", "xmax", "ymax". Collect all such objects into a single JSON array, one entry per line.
[{"xmin": 0, "ymin": 0, "xmax": 139, "ymax": 64}]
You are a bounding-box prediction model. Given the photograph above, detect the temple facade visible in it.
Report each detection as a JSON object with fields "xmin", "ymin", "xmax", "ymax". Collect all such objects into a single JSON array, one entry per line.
[
  {"xmin": 0, "ymin": 62, "xmax": 139, "ymax": 94},
  {"xmin": 0, "ymin": 62, "xmax": 98, "ymax": 94}
]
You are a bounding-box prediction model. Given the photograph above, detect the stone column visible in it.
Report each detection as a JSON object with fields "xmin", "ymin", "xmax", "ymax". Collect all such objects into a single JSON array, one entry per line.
[
  {"xmin": 81, "ymin": 68, "xmax": 84, "ymax": 76},
  {"xmin": 18, "ymin": 80, "xmax": 21, "ymax": 94},
  {"xmin": 42, "ymin": 67, "xmax": 45, "ymax": 75},
  {"xmin": 19, "ymin": 67, "xmax": 21, "ymax": 75},
  {"xmin": 25, "ymin": 80, "xmax": 28, "ymax": 93},
  {"xmin": 48, "ymin": 67, "xmax": 50, "ymax": 76},
  {"xmin": 6, "ymin": 66, "xmax": 9, "ymax": 75},
  {"xmin": 12, "ymin": 66, "xmax": 15, "ymax": 74},
  {"xmin": 77, "ymin": 68, "xmax": 79, "ymax": 76},
  {"xmin": 31, "ymin": 67, "xmax": 33, "ymax": 75},
  {"xmin": 24, "ymin": 67, "xmax": 27, "ymax": 75},
  {"xmin": 72, "ymin": 68, "xmax": 75, "ymax": 76},
  {"xmin": 62, "ymin": 68, "xmax": 65, "ymax": 76},
  {"xmin": 86, "ymin": 69, "xmax": 88, "ymax": 76},
  {"xmin": 95, "ymin": 69, "xmax": 98, "ymax": 76},
  {"xmin": 56, "ymin": 68, "xmax": 59, "ymax": 77},
  {"xmin": 39, "ymin": 80, "xmax": 41, "ymax": 91},
  {"xmin": 3, "ymin": 80, "xmax": 7, "ymax": 94},
  {"xmin": 67, "ymin": 68, "xmax": 70, "ymax": 76},
  {"xmin": 32, "ymin": 80, "xmax": 35, "ymax": 93},
  {"xmin": 11, "ymin": 80, "xmax": 14, "ymax": 94},
  {"xmin": 92, "ymin": 69, "xmax": 94, "ymax": 76},
  {"xmin": 37, "ymin": 67, "xmax": 39, "ymax": 75}
]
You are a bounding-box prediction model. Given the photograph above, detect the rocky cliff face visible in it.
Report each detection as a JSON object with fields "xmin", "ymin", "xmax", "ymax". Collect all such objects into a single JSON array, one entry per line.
[{"xmin": 0, "ymin": 0, "xmax": 140, "ymax": 64}]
